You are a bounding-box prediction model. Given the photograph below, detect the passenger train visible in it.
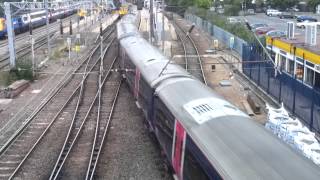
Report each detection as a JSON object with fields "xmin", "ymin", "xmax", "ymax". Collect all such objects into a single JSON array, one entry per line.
[
  {"xmin": 117, "ymin": 14, "xmax": 320, "ymax": 179},
  {"xmin": 0, "ymin": 8, "xmax": 76, "ymax": 39}
]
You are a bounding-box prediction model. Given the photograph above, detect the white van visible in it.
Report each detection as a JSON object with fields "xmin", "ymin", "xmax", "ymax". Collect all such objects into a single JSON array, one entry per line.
[{"xmin": 266, "ymin": 9, "xmax": 282, "ymax": 16}]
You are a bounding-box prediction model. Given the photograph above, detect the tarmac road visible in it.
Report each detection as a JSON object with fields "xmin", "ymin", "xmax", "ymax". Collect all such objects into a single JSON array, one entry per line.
[{"xmin": 235, "ymin": 13, "xmax": 320, "ymax": 35}]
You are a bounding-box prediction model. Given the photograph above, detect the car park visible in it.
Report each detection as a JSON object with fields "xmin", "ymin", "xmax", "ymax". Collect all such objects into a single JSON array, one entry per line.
[
  {"xmin": 266, "ymin": 30, "xmax": 286, "ymax": 38},
  {"xmin": 296, "ymin": 20, "xmax": 320, "ymax": 28},
  {"xmin": 279, "ymin": 12, "xmax": 296, "ymax": 19},
  {"xmin": 247, "ymin": 9, "xmax": 255, "ymax": 15},
  {"xmin": 266, "ymin": 9, "xmax": 282, "ymax": 16},
  {"xmin": 297, "ymin": 16, "xmax": 317, "ymax": 22}
]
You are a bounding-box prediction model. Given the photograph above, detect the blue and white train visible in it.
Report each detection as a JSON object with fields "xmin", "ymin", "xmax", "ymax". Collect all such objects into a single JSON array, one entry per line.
[
  {"xmin": 117, "ymin": 14, "xmax": 320, "ymax": 180},
  {"xmin": 0, "ymin": 8, "xmax": 76, "ymax": 39}
]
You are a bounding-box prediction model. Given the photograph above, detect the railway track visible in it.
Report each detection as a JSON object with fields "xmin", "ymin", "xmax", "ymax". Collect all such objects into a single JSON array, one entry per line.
[
  {"xmin": 0, "ymin": 14, "xmax": 78, "ymax": 48},
  {"xmin": 0, "ymin": 14, "xmax": 89, "ymax": 70},
  {"xmin": 48, "ymin": 35, "xmax": 119, "ymax": 180},
  {"xmin": 0, "ymin": 23, "xmax": 117, "ymax": 179},
  {"xmin": 171, "ymin": 15, "xmax": 207, "ymax": 85},
  {"xmin": 0, "ymin": 33, "xmax": 54, "ymax": 69}
]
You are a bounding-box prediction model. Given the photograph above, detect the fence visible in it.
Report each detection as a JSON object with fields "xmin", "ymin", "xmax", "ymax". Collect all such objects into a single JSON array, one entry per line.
[
  {"xmin": 242, "ymin": 45, "xmax": 320, "ymax": 134},
  {"xmin": 184, "ymin": 13, "xmax": 320, "ymax": 134},
  {"xmin": 184, "ymin": 13, "xmax": 248, "ymax": 57}
]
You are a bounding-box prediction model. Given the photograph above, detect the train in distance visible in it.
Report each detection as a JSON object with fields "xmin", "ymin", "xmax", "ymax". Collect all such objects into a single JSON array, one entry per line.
[{"xmin": 0, "ymin": 8, "xmax": 76, "ymax": 39}]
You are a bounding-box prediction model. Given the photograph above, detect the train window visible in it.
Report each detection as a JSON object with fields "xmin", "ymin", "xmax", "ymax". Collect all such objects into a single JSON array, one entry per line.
[
  {"xmin": 279, "ymin": 55, "xmax": 286, "ymax": 71},
  {"xmin": 287, "ymin": 59, "xmax": 294, "ymax": 75},
  {"xmin": 314, "ymin": 72, "xmax": 320, "ymax": 89},
  {"xmin": 23, "ymin": 17, "xmax": 28, "ymax": 21},
  {"xmin": 183, "ymin": 148, "xmax": 210, "ymax": 180},
  {"xmin": 305, "ymin": 67, "xmax": 314, "ymax": 86},
  {"xmin": 296, "ymin": 63, "xmax": 304, "ymax": 81}
]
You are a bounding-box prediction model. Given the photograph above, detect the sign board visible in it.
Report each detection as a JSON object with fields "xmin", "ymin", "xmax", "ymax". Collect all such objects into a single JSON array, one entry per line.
[
  {"xmin": 67, "ymin": 38, "xmax": 71, "ymax": 46},
  {"xmin": 229, "ymin": 36, "xmax": 234, "ymax": 49},
  {"xmin": 213, "ymin": 40, "xmax": 219, "ymax": 49},
  {"xmin": 76, "ymin": 34, "xmax": 81, "ymax": 39}
]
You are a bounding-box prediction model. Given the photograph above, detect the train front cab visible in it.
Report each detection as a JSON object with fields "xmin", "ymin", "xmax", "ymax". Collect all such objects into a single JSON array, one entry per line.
[{"xmin": 0, "ymin": 18, "xmax": 6, "ymax": 39}]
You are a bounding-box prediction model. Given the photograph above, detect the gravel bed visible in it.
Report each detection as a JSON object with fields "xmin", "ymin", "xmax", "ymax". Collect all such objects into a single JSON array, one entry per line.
[{"xmin": 95, "ymin": 83, "xmax": 172, "ymax": 180}]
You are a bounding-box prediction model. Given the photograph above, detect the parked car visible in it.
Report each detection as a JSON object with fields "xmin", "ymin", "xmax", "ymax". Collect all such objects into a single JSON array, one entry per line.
[
  {"xmin": 290, "ymin": 7, "xmax": 300, "ymax": 12},
  {"xmin": 266, "ymin": 9, "xmax": 282, "ymax": 16},
  {"xmin": 296, "ymin": 20, "xmax": 319, "ymax": 28},
  {"xmin": 227, "ymin": 17, "xmax": 241, "ymax": 24},
  {"xmin": 297, "ymin": 16, "xmax": 317, "ymax": 22},
  {"xmin": 266, "ymin": 30, "xmax": 286, "ymax": 38},
  {"xmin": 247, "ymin": 9, "xmax": 255, "ymax": 15},
  {"xmin": 250, "ymin": 23, "xmax": 268, "ymax": 31},
  {"xmin": 255, "ymin": 27, "xmax": 275, "ymax": 35},
  {"xmin": 279, "ymin": 12, "xmax": 296, "ymax": 19}
]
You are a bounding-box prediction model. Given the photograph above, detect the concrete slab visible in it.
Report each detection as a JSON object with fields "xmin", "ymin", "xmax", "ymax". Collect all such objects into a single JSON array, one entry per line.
[{"xmin": 0, "ymin": 99, "xmax": 12, "ymax": 105}]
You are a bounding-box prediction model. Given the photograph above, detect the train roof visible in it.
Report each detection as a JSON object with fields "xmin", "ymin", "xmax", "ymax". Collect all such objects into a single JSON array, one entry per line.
[
  {"xmin": 156, "ymin": 74, "xmax": 320, "ymax": 179},
  {"xmin": 118, "ymin": 13, "xmax": 320, "ymax": 179},
  {"xmin": 118, "ymin": 21, "xmax": 192, "ymax": 87}
]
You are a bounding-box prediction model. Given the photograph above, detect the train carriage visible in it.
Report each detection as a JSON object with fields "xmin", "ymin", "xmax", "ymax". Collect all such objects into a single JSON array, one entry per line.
[
  {"xmin": 117, "ymin": 14, "xmax": 320, "ymax": 180},
  {"xmin": 0, "ymin": 9, "xmax": 76, "ymax": 39},
  {"xmin": 0, "ymin": 18, "xmax": 7, "ymax": 38}
]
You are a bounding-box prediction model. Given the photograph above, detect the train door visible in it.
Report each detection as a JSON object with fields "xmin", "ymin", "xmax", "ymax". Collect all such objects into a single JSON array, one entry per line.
[
  {"xmin": 172, "ymin": 120, "xmax": 186, "ymax": 179},
  {"xmin": 134, "ymin": 68, "xmax": 140, "ymax": 99}
]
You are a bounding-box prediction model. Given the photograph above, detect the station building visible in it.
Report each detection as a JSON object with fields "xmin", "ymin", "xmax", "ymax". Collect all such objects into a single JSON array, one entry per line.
[
  {"xmin": 266, "ymin": 33, "xmax": 320, "ymax": 90},
  {"xmin": 242, "ymin": 25, "xmax": 320, "ymax": 134}
]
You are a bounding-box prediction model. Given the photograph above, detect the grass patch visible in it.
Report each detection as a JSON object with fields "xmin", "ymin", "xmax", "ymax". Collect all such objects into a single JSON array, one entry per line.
[
  {"xmin": 186, "ymin": 7, "xmax": 255, "ymax": 43},
  {"xmin": 0, "ymin": 58, "xmax": 34, "ymax": 86}
]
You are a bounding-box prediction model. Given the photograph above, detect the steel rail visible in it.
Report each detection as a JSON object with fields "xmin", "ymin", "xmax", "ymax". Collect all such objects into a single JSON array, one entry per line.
[
  {"xmin": 0, "ymin": 14, "xmax": 92, "ymax": 69},
  {"xmin": 0, "ymin": 22, "xmax": 117, "ymax": 149},
  {"xmin": 172, "ymin": 21, "xmax": 188, "ymax": 70},
  {"xmin": 6, "ymin": 30, "xmax": 116, "ymax": 180},
  {"xmin": 85, "ymin": 56, "xmax": 120, "ymax": 180},
  {"xmin": 0, "ymin": 24, "xmax": 114, "ymax": 156},
  {"xmin": 0, "ymin": 33, "xmax": 57, "ymax": 70},
  {"xmin": 172, "ymin": 16, "xmax": 207, "ymax": 85},
  {"xmin": 49, "ymin": 37, "xmax": 117, "ymax": 180},
  {"xmin": 0, "ymin": 13, "xmax": 78, "ymax": 48}
]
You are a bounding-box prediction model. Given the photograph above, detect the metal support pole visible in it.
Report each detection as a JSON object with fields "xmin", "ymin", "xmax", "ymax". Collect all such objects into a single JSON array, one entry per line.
[
  {"xmin": 77, "ymin": 16, "xmax": 80, "ymax": 33},
  {"xmin": 91, "ymin": 2, "xmax": 94, "ymax": 25},
  {"xmin": 29, "ymin": 19, "xmax": 33, "ymax": 35},
  {"xmin": 100, "ymin": 36, "xmax": 103, "ymax": 76},
  {"xmin": 59, "ymin": 19, "xmax": 63, "ymax": 35},
  {"xmin": 69, "ymin": 19, "xmax": 73, "ymax": 35},
  {"xmin": 149, "ymin": 0, "xmax": 154, "ymax": 44},
  {"xmin": 45, "ymin": 0, "xmax": 50, "ymax": 58},
  {"xmin": 67, "ymin": 37, "xmax": 71, "ymax": 63},
  {"xmin": 30, "ymin": 36, "xmax": 35, "ymax": 77},
  {"xmin": 162, "ymin": 0, "xmax": 165, "ymax": 52},
  {"xmin": 4, "ymin": 2, "xmax": 16, "ymax": 69}
]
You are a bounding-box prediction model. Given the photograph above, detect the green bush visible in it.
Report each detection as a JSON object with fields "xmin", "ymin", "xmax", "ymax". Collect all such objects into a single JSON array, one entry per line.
[
  {"xmin": 224, "ymin": 4, "xmax": 241, "ymax": 16},
  {"xmin": 186, "ymin": 7, "xmax": 255, "ymax": 43},
  {"xmin": 16, "ymin": 59, "xmax": 34, "ymax": 81}
]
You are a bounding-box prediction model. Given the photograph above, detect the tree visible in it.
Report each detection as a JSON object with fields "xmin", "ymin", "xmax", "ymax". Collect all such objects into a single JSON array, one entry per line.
[
  {"xmin": 308, "ymin": 0, "xmax": 320, "ymax": 12},
  {"xmin": 267, "ymin": 0, "xmax": 299, "ymax": 10},
  {"xmin": 195, "ymin": 0, "xmax": 211, "ymax": 9}
]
